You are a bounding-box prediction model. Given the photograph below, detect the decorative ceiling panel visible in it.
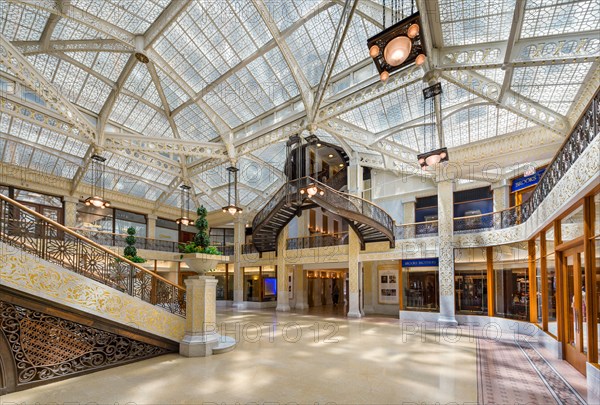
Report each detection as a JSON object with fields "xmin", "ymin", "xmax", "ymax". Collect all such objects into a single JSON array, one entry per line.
[
  {"xmin": 0, "ymin": 2, "xmax": 49, "ymax": 42},
  {"xmin": 521, "ymin": 0, "xmax": 600, "ymax": 38}
]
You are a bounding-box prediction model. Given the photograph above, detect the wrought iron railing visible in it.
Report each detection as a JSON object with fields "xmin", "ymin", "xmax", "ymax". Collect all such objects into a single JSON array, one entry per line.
[
  {"xmin": 286, "ymin": 232, "xmax": 349, "ymax": 250},
  {"xmin": 394, "ymin": 220, "xmax": 439, "ymax": 239},
  {"xmin": 325, "ymin": 168, "xmax": 348, "ymax": 191},
  {"xmin": 241, "ymin": 243, "xmax": 259, "ymax": 255},
  {"xmin": 454, "ymin": 205, "xmax": 521, "ymax": 234},
  {"xmin": 71, "ymin": 228, "xmax": 180, "ymax": 252},
  {"xmin": 0, "ymin": 195, "xmax": 186, "ymax": 317},
  {"xmin": 522, "ymin": 89, "xmax": 599, "ymax": 221}
]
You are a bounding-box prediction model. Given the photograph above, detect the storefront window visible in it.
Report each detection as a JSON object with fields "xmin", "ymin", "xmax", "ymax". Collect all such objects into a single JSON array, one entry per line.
[
  {"xmin": 13, "ymin": 189, "xmax": 62, "ymax": 207},
  {"xmin": 115, "ymin": 209, "xmax": 146, "ymax": 236},
  {"xmin": 76, "ymin": 204, "xmax": 113, "ymax": 232},
  {"xmin": 560, "ymin": 205, "xmax": 584, "ymax": 243},
  {"xmin": 244, "ymin": 267, "xmax": 261, "ymax": 302},
  {"xmin": 402, "ymin": 266, "xmax": 439, "ymax": 311},
  {"xmin": 454, "ymin": 247, "xmax": 487, "ymax": 315},
  {"xmin": 535, "ymin": 237, "xmax": 542, "ymax": 326},
  {"xmin": 214, "ymin": 264, "xmax": 228, "ymax": 300},
  {"xmin": 262, "ymin": 265, "xmax": 277, "ymax": 302},
  {"xmin": 493, "ymin": 242, "xmax": 529, "ymax": 321},
  {"xmin": 156, "ymin": 218, "xmax": 178, "ymax": 242}
]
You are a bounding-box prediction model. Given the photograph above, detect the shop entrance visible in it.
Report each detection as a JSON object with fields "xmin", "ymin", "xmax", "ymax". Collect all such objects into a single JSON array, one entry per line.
[
  {"xmin": 560, "ymin": 243, "xmax": 587, "ymax": 375},
  {"xmin": 306, "ymin": 270, "xmax": 348, "ymax": 315}
]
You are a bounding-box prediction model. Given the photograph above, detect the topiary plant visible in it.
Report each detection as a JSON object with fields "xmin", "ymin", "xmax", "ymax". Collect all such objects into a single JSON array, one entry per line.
[
  {"xmin": 123, "ymin": 227, "xmax": 145, "ymax": 263},
  {"xmin": 123, "ymin": 227, "xmax": 137, "ymax": 257},
  {"xmin": 193, "ymin": 206, "xmax": 210, "ymax": 250}
]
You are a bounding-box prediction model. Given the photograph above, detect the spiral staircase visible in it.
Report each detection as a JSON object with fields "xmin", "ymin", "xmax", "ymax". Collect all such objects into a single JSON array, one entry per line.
[{"xmin": 251, "ymin": 176, "xmax": 395, "ymax": 253}]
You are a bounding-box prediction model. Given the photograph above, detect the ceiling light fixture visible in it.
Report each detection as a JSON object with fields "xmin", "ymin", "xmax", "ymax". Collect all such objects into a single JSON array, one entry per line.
[
  {"xmin": 367, "ymin": 0, "xmax": 426, "ymax": 81},
  {"xmin": 176, "ymin": 184, "xmax": 192, "ymax": 226},
  {"xmin": 417, "ymin": 82, "xmax": 449, "ymax": 169},
  {"xmin": 222, "ymin": 166, "xmax": 243, "ymax": 215},
  {"xmin": 84, "ymin": 154, "xmax": 110, "ymax": 209}
]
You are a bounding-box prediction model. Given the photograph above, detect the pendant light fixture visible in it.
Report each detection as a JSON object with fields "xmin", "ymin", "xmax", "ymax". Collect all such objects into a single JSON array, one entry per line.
[
  {"xmin": 84, "ymin": 154, "xmax": 111, "ymax": 209},
  {"xmin": 176, "ymin": 184, "xmax": 191, "ymax": 226},
  {"xmin": 417, "ymin": 82, "xmax": 449, "ymax": 169},
  {"xmin": 367, "ymin": 0, "xmax": 426, "ymax": 81},
  {"xmin": 222, "ymin": 166, "xmax": 243, "ymax": 215}
]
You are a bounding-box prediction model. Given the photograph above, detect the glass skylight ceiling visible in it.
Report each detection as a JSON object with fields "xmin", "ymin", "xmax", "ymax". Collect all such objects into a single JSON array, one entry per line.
[{"xmin": 0, "ymin": 0, "xmax": 597, "ymax": 214}]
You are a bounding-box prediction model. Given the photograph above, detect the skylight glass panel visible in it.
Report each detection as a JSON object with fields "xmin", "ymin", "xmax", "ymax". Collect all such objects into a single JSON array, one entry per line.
[
  {"xmin": 237, "ymin": 158, "xmax": 279, "ymax": 192},
  {"xmin": 391, "ymin": 126, "xmax": 426, "ymax": 151},
  {"xmin": 196, "ymin": 195, "xmax": 220, "ymax": 212},
  {"xmin": 264, "ymin": 0, "xmax": 322, "ymax": 31},
  {"xmin": 110, "ymin": 95, "xmax": 172, "ymax": 137},
  {"xmin": 441, "ymin": 80, "xmax": 479, "ymax": 109},
  {"xmin": 511, "ymin": 63, "xmax": 593, "ymax": 115},
  {"xmin": 443, "ymin": 105, "xmax": 532, "ymax": 148},
  {"xmin": 51, "ymin": 18, "xmax": 107, "ymax": 40},
  {"xmin": 163, "ymin": 193, "xmax": 180, "ymax": 208},
  {"xmin": 439, "ymin": 0, "xmax": 516, "ymax": 46},
  {"xmin": 287, "ymin": 5, "xmax": 341, "ymax": 86},
  {"xmin": 521, "ymin": 0, "xmax": 600, "ymax": 38},
  {"xmin": 173, "ymin": 104, "xmax": 219, "ymax": 142},
  {"xmin": 26, "ymin": 54, "xmax": 60, "ymax": 80},
  {"xmin": 474, "ymin": 69, "xmax": 506, "ymax": 85},
  {"xmin": 154, "ymin": 1, "xmax": 271, "ymax": 94},
  {"xmin": 155, "ymin": 66, "xmax": 188, "ymax": 110},
  {"xmin": 30, "ymin": 149, "xmax": 58, "ymax": 174},
  {"xmin": 332, "ymin": 14, "xmax": 380, "ymax": 76},
  {"xmin": 203, "ymin": 88, "xmax": 245, "ymax": 128},
  {"xmin": 1, "ymin": 2, "xmax": 49, "ymax": 42},
  {"xmin": 70, "ymin": 0, "xmax": 170, "ymax": 34},
  {"xmin": 65, "ymin": 52, "xmax": 131, "ymax": 83},
  {"xmin": 124, "ymin": 64, "xmax": 162, "ymax": 108},
  {"xmin": 198, "ymin": 165, "xmax": 228, "ymax": 188},
  {"xmin": 240, "ymin": 189, "xmax": 259, "ymax": 206},
  {"xmin": 252, "ymin": 141, "xmax": 287, "ymax": 170}
]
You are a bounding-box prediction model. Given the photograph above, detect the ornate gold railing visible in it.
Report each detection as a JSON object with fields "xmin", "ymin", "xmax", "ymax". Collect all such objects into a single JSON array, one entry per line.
[{"xmin": 0, "ymin": 194, "xmax": 186, "ymax": 317}]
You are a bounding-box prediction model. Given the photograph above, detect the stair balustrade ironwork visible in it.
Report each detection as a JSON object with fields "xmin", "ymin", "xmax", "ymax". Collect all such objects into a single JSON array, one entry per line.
[{"xmin": 0, "ymin": 195, "xmax": 186, "ymax": 317}]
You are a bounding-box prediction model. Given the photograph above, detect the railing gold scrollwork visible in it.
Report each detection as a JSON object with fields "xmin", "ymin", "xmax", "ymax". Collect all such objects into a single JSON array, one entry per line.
[{"xmin": 0, "ymin": 195, "xmax": 186, "ymax": 317}]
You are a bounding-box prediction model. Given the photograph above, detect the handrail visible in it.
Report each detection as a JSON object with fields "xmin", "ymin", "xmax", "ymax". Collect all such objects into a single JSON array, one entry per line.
[
  {"xmin": 0, "ymin": 194, "xmax": 186, "ymax": 316},
  {"xmin": 70, "ymin": 227, "xmax": 180, "ymax": 252}
]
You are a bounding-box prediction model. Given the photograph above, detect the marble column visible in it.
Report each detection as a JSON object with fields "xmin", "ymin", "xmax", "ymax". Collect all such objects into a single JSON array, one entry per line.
[
  {"xmin": 276, "ymin": 224, "xmax": 290, "ymax": 311},
  {"xmin": 437, "ymin": 180, "xmax": 458, "ymax": 325},
  {"xmin": 63, "ymin": 196, "xmax": 79, "ymax": 228},
  {"xmin": 232, "ymin": 216, "xmax": 245, "ymax": 308},
  {"xmin": 347, "ymin": 152, "xmax": 364, "ymax": 196},
  {"xmin": 492, "ymin": 180, "xmax": 510, "ymax": 212},
  {"xmin": 294, "ymin": 265, "xmax": 309, "ymax": 309},
  {"xmin": 146, "ymin": 214, "xmax": 157, "ymax": 239},
  {"xmin": 180, "ymin": 276, "xmax": 219, "ymax": 357},
  {"xmin": 347, "ymin": 228, "xmax": 362, "ymax": 318}
]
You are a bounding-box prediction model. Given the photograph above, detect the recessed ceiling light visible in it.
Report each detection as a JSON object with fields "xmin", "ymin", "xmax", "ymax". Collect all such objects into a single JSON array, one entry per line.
[{"xmin": 328, "ymin": 154, "xmax": 334, "ymax": 158}]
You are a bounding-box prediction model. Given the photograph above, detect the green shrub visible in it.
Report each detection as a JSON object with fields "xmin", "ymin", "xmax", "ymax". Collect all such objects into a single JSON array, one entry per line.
[{"xmin": 123, "ymin": 226, "xmax": 145, "ymax": 263}]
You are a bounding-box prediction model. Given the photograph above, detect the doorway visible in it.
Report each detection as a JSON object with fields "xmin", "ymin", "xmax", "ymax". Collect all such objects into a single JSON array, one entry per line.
[{"xmin": 561, "ymin": 244, "xmax": 587, "ymax": 375}]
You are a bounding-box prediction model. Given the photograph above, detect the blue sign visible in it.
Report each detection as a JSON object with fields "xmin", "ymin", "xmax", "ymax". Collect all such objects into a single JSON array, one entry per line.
[
  {"xmin": 511, "ymin": 168, "xmax": 545, "ymax": 192},
  {"xmin": 402, "ymin": 258, "xmax": 439, "ymax": 267}
]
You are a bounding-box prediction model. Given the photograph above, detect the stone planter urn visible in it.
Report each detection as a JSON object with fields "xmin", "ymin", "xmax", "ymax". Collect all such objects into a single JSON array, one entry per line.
[
  {"xmin": 180, "ymin": 252, "xmax": 228, "ymax": 275},
  {"xmin": 177, "ymin": 252, "xmax": 235, "ymax": 357}
]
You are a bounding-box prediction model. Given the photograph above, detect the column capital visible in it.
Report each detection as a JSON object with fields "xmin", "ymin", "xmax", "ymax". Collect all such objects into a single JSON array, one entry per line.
[
  {"xmin": 63, "ymin": 195, "xmax": 79, "ymax": 203},
  {"xmin": 491, "ymin": 179, "xmax": 510, "ymax": 189},
  {"xmin": 147, "ymin": 214, "xmax": 158, "ymax": 220},
  {"xmin": 402, "ymin": 197, "xmax": 417, "ymax": 205}
]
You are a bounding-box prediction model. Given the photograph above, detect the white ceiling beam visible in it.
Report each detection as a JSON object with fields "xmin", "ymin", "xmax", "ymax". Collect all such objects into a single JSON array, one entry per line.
[
  {"xmin": 442, "ymin": 69, "xmax": 570, "ymax": 135},
  {"xmin": 39, "ymin": 13, "xmax": 61, "ymax": 52},
  {"xmin": 499, "ymin": 0, "xmax": 526, "ymax": 103},
  {"xmin": 416, "ymin": 0, "xmax": 442, "ymax": 72},
  {"xmin": 332, "ymin": 0, "xmax": 382, "ymax": 28},
  {"xmin": 153, "ymin": 176, "xmax": 183, "ymax": 213},
  {"xmin": 70, "ymin": 145, "xmax": 95, "ymax": 194},
  {"xmin": 11, "ymin": 0, "xmax": 135, "ymax": 47},
  {"xmin": 144, "ymin": 0, "xmax": 191, "ymax": 48},
  {"xmin": 97, "ymin": 54, "xmax": 137, "ymax": 145},
  {"xmin": 13, "ymin": 39, "xmax": 132, "ymax": 55},
  {"xmin": 438, "ymin": 31, "xmax": 600, "ymax": 70},
  {"xmin": 103, "ymin": 134, "xmax": 228, "ymax": 159},
  {"xmin": 252, "ymin": 0, "xmax": 315, "ymax": 117},
  {"xmin": 0, "ymin": 35, "xmax": 97, "ymax": 142},
  {"xmin": 312, "ymin": 0, "xmax": 359, "ymax": 119}
]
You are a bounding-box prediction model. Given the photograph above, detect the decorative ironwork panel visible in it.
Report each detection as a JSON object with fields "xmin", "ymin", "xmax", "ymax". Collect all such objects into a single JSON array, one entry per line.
[{"xmin": 0, "ymin": 300, "xmax": 169, "ymax": 389}]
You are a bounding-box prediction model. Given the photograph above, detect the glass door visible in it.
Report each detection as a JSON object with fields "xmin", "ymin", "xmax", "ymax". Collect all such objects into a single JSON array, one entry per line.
[{"xmin": 562, "ymin": 244, "xmax": 587, "ymax": 375}]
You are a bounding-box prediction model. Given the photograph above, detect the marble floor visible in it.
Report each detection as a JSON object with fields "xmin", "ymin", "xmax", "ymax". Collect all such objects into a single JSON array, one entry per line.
[
  {"xmin": 3, "ymin": 307, "xmax": 478, "ymax": 404},
  {"xmin": 2, "ymin": 306, "xmax": 591, "ymax": 405}
]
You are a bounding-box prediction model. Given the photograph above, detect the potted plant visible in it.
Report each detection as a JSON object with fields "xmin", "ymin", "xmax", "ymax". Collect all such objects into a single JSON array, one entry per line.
[
  {"xmin": 123, "ymin": 227, "xmax": 146, "ymax": 263},
  {"xmin": 179, "ymin": 206, "xmax": 226, "ymax": 275}
]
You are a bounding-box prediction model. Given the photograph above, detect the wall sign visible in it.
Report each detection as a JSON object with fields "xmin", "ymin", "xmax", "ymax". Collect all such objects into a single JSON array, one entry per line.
[
  {"xmin": 378, "ymin": 268, "xmax": 399, "ymax": 304},
  {"xmin": 511, "ymin": 168, "xmax": 546, "ymax": 192},
  {"xmin": 402, "ymin": 258, "xmax": 439, "ymax": 267}
]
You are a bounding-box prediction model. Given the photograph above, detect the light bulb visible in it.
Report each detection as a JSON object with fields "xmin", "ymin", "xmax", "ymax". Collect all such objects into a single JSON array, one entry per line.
[
  {"xmin": 415, "ymin": 54, "xmax": 426, "ymax": 66},
  {"xmin": 425, "ymin": 154, "xmax": 442, "ymax": 166},
  {"xmin": 407, "ymin": 24, "xmax": 420, "ymax": 39},
  {"xmin": 228, "ymin": 206, "xmax": 238, "ymax": 215},
  {"xmin": 384, "ymin": 36, "xmax": 412, "ymax": 67},
  {"xmin": 307, "ymin": 185, "xmax": 318, "ymax": 196},
  {"xmin": 380, "ymin": 71, "xmax": 389, "ymax": 82},
  {"xmin": 369, "ymin": 45, "xmax": 380, "ymax": 58}
]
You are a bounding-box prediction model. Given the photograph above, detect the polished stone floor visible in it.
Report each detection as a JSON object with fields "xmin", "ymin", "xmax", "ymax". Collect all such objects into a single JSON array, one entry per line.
[{"xmin": 3, "ymin": 307, "xmax": 479, "ymax": 404}]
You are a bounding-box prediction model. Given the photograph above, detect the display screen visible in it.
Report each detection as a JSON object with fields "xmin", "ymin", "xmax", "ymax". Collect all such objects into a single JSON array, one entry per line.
[{"xmin": 263, "ymin": 278, "xmax": 277, "ymax": 296}]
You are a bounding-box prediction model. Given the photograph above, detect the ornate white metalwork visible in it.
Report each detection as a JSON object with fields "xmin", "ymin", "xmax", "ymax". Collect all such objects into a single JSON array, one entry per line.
[{"xmin": 103, "ymin": 134, "xmax": 228, "ymax": 159}]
